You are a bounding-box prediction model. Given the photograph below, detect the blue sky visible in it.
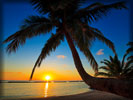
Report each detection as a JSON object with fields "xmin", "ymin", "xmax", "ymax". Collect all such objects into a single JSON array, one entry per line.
[{"xmin": 2, "ymin": 1, "xmax": 130, "ymax": 80}]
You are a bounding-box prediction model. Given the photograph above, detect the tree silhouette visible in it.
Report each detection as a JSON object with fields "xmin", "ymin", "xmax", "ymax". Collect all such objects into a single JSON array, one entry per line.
[
  {"xmin": 4, "ymin": 0, "xmax": 133, "ymax": 99},
  {"xmin": 96, "ymin": 47, "xmax": 133, "ymax": 79}
]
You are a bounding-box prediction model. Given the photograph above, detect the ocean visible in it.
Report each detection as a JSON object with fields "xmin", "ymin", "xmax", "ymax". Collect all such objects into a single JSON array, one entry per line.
[{"xmin": 0, "ymin": 82, "xmax": 90, "ymax": 99}]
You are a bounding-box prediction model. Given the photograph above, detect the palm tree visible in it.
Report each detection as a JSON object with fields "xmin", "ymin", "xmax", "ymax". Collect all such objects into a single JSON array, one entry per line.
[
  {"xmin": 95, "ymin": 55, "xmax": 124, "ymax": 79},
  {"xmin": 122, "ymin": 42, "xmax": 133, "ymax": 78},
  {"xmin": 95, "ymin": 53, "xmax": 133, "ymax": 79},
  {"xmin": 4, "ymin": 0, "xmax": 133, "ymax": 99}
]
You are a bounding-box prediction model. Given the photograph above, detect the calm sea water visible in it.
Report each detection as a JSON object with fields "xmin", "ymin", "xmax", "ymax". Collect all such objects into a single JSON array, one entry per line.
[{"xmin": 0, "ymin": 82, "xmax": 90, "ymax": 99}]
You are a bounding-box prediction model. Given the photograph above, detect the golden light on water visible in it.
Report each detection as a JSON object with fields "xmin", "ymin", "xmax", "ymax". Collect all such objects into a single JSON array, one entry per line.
[
  {"xmin": 44, "ymin": 83, "xmax": 49, "ymax": 97},
  {"xmin": 43, "ymin": 75, "xmax": 51, "ymax": 97}
]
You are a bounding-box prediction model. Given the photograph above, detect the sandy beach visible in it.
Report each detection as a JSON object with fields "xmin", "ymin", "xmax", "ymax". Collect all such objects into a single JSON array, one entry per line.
[{"xmin": 22, "ymin": 90, "xmax": 130, "ymax": 100}]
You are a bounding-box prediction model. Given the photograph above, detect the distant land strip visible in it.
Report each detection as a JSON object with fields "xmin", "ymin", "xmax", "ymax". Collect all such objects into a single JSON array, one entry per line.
[{"xmin": 0, "ymin": 80, "xmax": 83, "ymax": 83}]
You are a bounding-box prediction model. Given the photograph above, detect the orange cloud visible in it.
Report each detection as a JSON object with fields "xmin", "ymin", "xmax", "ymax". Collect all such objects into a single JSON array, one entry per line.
[
  {"xmin": 96, "ymin": 49, "xmax": 104, "ymax": 55},
  {"xmin": 57, "ymin": 55, "xmax": 66, "ymax": 59}
]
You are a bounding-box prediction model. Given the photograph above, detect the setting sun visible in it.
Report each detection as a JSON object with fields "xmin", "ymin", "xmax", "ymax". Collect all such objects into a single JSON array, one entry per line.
[{"xmin": 44, "ymin": 75, "xmax": 51, "ymax": 81}]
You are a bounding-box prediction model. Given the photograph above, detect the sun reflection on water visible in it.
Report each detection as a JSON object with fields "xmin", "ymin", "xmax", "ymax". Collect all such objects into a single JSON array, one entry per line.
[{"xmin": 44, "ymin": 83, "xmax": 49, "ymax": 97}]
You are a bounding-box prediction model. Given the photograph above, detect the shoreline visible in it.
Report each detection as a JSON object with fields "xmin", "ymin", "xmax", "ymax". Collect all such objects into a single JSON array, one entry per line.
[{"xmin": 22, "ymin": 90, "xmax": 130, "ymax": 100}]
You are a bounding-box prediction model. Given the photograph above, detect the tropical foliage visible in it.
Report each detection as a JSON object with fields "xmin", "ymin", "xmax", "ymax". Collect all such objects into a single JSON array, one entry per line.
[
  {"xmin": 95, "ymin": 42, "xmax": 133, "ymax": 79},
  {"xmin": 3, "ymin": 0, "xmax": 127, "ymax": 80}
]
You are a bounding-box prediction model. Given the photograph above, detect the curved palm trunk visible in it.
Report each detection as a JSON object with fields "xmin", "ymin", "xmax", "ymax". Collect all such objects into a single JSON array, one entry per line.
[{"xmin": 64, "ymin": 31, "xmax": 133, "ymax": 99}]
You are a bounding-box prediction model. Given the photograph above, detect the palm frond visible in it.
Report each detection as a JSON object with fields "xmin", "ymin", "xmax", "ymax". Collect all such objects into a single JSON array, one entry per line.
[
  {"xmin": 31, "ymin": 0, "xmax": 86, "ymax": 15},
  {"xmin": 127, "ymin": 56, "xmax": 133, "ymax": 61},
  {"xmin": 74, "ymin": 1, "xmax": 127, "ymax": 23},
  {"xmin": 124, "ymin": 59, "xmax": 133, "ymax": 69},
  {"xmin": 6, "ymin": 39, "xmax": 20, "ymax": 53},
  {"xmin": 69, "ymin": 22, "xmax": 98, "ymax": 72},
  {"xmin": 126, "ymin": 42, "xmax": 133, "ymax": 54},
  {"xmin": 75, "ymin": 22, "xmax": 116, "ymax": 54},
  {"xmin": 122, "ymin": 53, "xmax": 127, "ymax": 67},
  {"xmin": 3, "ymin": 16, "xmax": 54, "ymax": 53},
  {"xmin": 74, "ymin": 2, "xmax": 104, "ymax": 22},
  {"xmin": 84, "ymin": 48, "xmax": 98, "ymax": 72},
  {"xmin": 73, "ymin": 36, "xmax": 98, "ymax": 72},
  {"xmin": 126, "ymin": 48, "xmax": 133, "ymax": 54},
  {"xmin": 110, "ymin": 56, "xmax": 114, "ymax": 62},
  {"xmin": 100, "ymin": 59, "xmax": 117, "ymax": 73},
  {"xmin": 84, "ymin": 2, "xmax": 103, "ymax": 10},
  {"xmin": 127, "ymin": 42, "xmax": 133, "ymax": 46},
  {"xmin": 122, "ymin": 67, "xmax": 133, "ymax": 76},
  {"xmin": 31, "ymin": 0, "xmax": 53, "ymax": 14},
  {"xmin": 102, "ymin": 59, "xmax": 111, "ymax": 64},
  {"xmin": 90, "ymin": 27, "xmax": 116, "ymax": 54},
  {"xmin": 30, "ymin": 32, "xmax": 64, "ymax": 80},
  {"xmin": 101, "ymin": 60, "xmax": 111, "ymax": 66},
  {"xmin": 20, "ymin": 16, "xmax": 53, "ymax": 29},
  {"xmin": 95, "ymin": 72, "xmax": 111, "ymax": 77},
  {"xmin": 99, "ymin": 66, "xmax": 110, "ymax": 72}
]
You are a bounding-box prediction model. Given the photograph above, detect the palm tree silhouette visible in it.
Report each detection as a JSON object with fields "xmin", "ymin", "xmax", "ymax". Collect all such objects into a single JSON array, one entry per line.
[
  {"xmin": 4, "ymin": 0, "xmax": 132, "ymax": 99},
  {"xmin": 95, "ymin": 46, "xmax": 133, "ymax": 79},
  {"xmin": 122, "ymin": 42, "xmax": 133, "ymax": 78}
]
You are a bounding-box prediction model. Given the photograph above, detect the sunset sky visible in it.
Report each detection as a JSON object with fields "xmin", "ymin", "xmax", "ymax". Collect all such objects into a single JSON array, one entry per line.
[{"xmin": 2, "ymin": 1, "xmax": 130, "ymax": 81}]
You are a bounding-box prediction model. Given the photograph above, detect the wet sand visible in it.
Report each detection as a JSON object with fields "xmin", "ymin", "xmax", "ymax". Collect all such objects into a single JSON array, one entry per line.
[{"xmin": 22, "ymin": 90, "xmax": 130, "ymax": 100}]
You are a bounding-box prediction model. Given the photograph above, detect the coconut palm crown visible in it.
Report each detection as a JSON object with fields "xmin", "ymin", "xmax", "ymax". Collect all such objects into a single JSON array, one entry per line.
[
  {"xmin": 95, "ymin": 42, "xmax": 133, "ymax": 79},
  {"xmin": 3, "ymin": 0, "xmax": 127, "ymax": 80}
]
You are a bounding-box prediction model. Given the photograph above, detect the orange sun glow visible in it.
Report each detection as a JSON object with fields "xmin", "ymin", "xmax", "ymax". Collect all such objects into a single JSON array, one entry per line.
[{"xmin": 44, "ymin": 75, "xmax": 51, "ymax": 81}]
